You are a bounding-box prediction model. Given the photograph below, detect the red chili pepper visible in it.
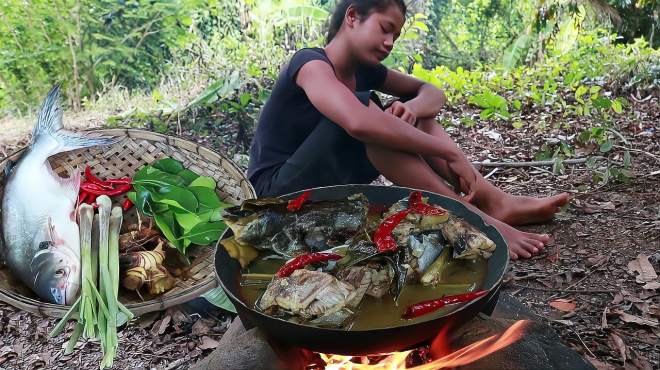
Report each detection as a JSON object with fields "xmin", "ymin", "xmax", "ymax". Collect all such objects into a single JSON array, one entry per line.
[
  {"xmin": 84, "ymin": 166, "xmax": 114, "ymax": 189},
  {"xmin": 408, "ymin": 191, "xmax": 447, "ymax": 216},
  {"xmin": 84, "ymin": 192, "xmax": 97, "ymax": 204},
  {"xmin": 276, "ymin": 252, "xmax": 342, "ymax": 278},
  {"xmin": 78, "ymin": 191, "xmax": 87, "ymax": 205},
  {"xmin": 106, "ymin": 177, "xmax": 132, "ymax": 185},
  {"xmin": 402, "ymin": 290, "xmax": 489, "ymax": 319},
  {"xmin": 287, "ymin": 190, "xmax": 312, "ymax": 212},
  {"xmin": 374, "ymin": 209, "xmax": 410, "ymax": 253},
  {"xmin": 122, "ymin": 198, "xmax": 134, "ymax": 211},
  {"xmin": 78, "ymin": 190, "xmax": 95, "ymax": 204},
  {"xmin": 81, "ymin": 182, "xmax": 132, "ymax": 196}
]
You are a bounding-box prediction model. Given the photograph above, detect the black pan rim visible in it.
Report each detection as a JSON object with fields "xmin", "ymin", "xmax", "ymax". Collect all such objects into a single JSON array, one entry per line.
[{"xmin": 214, "ymin": 183, "xmax": 509, "ymax": 332}]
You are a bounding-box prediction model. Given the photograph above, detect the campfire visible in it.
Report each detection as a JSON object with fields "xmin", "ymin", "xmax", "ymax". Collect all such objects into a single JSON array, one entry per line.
[{"xmin": 315, "ymin": 320, "xmax": 529, "ymax": 369}]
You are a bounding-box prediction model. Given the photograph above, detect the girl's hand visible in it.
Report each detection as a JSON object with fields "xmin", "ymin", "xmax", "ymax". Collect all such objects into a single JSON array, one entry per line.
[
  {"xmin": 446, "ymin": 156, "xmax": 477, "ymax": 202},
  {"xmin": 385, "ymin": 101, "xmax": 417, "ymax": 126}
]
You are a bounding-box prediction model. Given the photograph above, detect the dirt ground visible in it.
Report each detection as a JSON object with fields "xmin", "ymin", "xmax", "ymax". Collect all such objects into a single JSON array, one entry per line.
[{"xmin": 0, "ymin": 97, "xmax": 657, "ymax": 370}]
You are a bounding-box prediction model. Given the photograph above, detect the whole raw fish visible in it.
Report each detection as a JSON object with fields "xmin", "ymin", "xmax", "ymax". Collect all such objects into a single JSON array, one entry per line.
[{"xmin": 1, "ymin": 86, "xmax": 116, "ymax": 304}]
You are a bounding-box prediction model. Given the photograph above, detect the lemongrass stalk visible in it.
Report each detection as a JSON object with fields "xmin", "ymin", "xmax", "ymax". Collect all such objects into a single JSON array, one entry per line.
[
  {"xmin": 91, "ymin": 215, "xmax": 100, "ymax": 288},
  {"xmin": 101, "ymin": 206, "xmax": 124, "ymax": 368},
  {"xmin": 78, "ymin": 204, "xmax": 96, "ymax": 339},
  {"xmin": 49, "ymin": 297, "xmax": 80, "ymax": 337},
  {"xmin": 64, "ymin": 322, "xmax": 84, "ymax": 355},
  {"xmin": 117, "ymin": 301, "xmax": 134, "ymax": 322},
  {"xmin": 109, "ymin": 207, "xmax": 122, "ymax": 300},
  {"xmin": 96, "ymin": 196, "xmax": 113, "ymax": 367}
]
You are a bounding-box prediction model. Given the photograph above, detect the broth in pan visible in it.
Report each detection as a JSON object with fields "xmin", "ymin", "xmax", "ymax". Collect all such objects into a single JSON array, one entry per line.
[{"xmin": 239, "ymin": 256, "xmax": 487, "ymax": 330}]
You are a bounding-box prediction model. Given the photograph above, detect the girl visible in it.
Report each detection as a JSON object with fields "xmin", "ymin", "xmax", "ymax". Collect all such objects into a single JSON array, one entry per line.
[{"xmin": 247, "ymin": 0, "xmax": 570, "ymax": 259}]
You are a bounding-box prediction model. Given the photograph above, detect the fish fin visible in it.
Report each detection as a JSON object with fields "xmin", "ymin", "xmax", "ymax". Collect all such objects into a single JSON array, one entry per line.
[
  {"xmin": 32, "ymin": 85, "xmax": 119, "ymax": 155},
  {"xmin": 3, "ymin": 159, "xmax": 15, "ymax": 178}
]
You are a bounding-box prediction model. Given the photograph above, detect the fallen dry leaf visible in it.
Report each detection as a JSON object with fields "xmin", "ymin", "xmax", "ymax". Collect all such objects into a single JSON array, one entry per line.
[
  {"xmin": 549, "ymin": 298, "xmax": 577, "ymax": 312},
  {"xmin": 0, "ymin": 346, "xmax": 17, "ymax": 366},
  {"xmin": 191, "ymin": 319, "xmax": 211, "ymax": 336},
  {"xmin": 586, "ymin": 356, "xmax": 616, "ymax": 370},
  {"xmin": 151, "ymin": 314, "xmax": 171, "ymax": 336},
  {"xmin": 601, "ymin": 307, "xmax": 609, "ymax": 329},
  {"xmin": 627, "ymin": 254, "xmax": 658, "ymax": 284},
  {"xmin": 137, "ymin": 311, "xmax": 160, "ymax": 330},
  {"xmin": 24, "ymin": 353, "xmax": 46, "ymax": 370},
  {"xmin": 613, "ymin": 310, "xmax": 659, "ymax": 328},
  {"xmin": 198, "ymin": 336, "xmax": 220, "ymax": 350},
  {"xmin": 649, "ymin": 305, "xmax": 660, "ymax": 318},
  {"xmin": 641, "ymin": 281, "xmax": 660, "ymax": 290},
  {"xmin": 608, "ymin": 332, "xmax": 627, "ymax": 364},
  {"xmin": 580, "ymin": 201, "xmax": 616, "ymax": 214}
]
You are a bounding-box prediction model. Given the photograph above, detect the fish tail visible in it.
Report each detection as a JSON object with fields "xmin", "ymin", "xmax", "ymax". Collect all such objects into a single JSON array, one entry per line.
[{"xmin": 32, "ymin": 84, "xmax": 119, "ymax": 154}]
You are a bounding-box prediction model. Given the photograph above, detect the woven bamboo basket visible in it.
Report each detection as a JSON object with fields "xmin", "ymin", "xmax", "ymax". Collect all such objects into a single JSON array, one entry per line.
[{"xmin": 0, "ymin": 128, "xmax": 255, "ymax": 318}]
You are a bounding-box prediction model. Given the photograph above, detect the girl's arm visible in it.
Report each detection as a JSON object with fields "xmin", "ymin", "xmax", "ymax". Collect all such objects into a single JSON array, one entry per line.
[
  {"xmin": 296, "ymin": 60, "xmax": 475, "ymax": 196},
  {"xmin": 379, "ymin": 69, "xmax": 447, "ymax": 119}
]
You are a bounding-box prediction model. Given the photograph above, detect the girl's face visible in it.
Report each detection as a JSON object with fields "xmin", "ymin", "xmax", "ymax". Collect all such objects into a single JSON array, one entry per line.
[{"xmin": 347, "ymin": 5, "xmax": 405, "ymax": 65}]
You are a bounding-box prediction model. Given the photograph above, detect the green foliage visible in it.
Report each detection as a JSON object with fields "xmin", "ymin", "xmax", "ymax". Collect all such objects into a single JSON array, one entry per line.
[
  {"xmin": 0, "ymin": 0, "xmax": 202, "ymax": 114},
  {"xmin": 411, "ymin": 30, "xmax": 657, "ymax": 122},
  {"xmin": 467, "ymin": 90, "xmax": 510, "ymax": 120},
  {"xmin": 128, "ymin": 157, "xmax": 231, "ymax": 255}
]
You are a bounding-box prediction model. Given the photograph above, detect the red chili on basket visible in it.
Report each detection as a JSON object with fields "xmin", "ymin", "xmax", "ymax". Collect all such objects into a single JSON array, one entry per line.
[
  {"xmin": 79, "ymin": 166, "xmax": 133, "ymax": 205},
  {"xmin": 276, "ymin": 252, "xmax": 342, "ymax": 278},
  {"xmin": 402, "ymin": 290, "xmax": 488, "ymax": 319},
  {"xmin": 287, "ymin": 190, "xmax": 312, "ymax": 212},
  {"xmin": 81, "ymin": 182, "xmax": 132, "ymax": 196},
  {"xmin": 122, "ymin": 199, "xmax": 134, "ymax": 211}
]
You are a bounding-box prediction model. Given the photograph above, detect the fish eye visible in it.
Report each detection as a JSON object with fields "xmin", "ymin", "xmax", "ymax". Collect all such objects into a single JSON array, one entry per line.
[{"xmin": 55, "ymin": 268, "xmax": 65, "ymax": 276}]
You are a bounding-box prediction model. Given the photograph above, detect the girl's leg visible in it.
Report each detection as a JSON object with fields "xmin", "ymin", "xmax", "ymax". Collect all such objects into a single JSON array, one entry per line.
[
  {"xmin": 365, "ymin": 143, "xmax": 550, "ymax": 259},
  {"xmin": 415, "ymin": 117, "xmax": 569, "ymax": 226}
]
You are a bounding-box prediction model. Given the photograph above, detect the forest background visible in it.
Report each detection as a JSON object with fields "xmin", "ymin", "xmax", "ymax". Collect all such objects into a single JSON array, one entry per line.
[{"xmin": 1, "ymin": 0, "xmax": 657, "ymax": 181}]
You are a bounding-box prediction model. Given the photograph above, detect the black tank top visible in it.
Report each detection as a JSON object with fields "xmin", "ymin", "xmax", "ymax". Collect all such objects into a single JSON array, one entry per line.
[{"xmin": 246, "ymin": 47, "xmax": 387, "ymax": 187}]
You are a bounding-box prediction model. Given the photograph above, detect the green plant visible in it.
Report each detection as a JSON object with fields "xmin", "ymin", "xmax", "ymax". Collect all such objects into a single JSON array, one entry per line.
[
  {"xmin": 127, "ymin": 158, "xmax": 232, "ymax": 255},
  {"xmin": 467, "ymin": 90, "xmax": 510, "ymax": 120}
]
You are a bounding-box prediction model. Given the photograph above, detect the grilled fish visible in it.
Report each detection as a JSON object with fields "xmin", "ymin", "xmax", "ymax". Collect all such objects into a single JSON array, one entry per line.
[
  {"xmin": 257, "ymin": 269, "xmax": 360, "ymax": 327},
  {"xmin": 1, "ymin": 86, "xmax": 116, "ymax": 304},
  {"xmin": 441, "ymin": 216, "xmax": 496, "ymax": 259},
  {"xmin": 222, "ymin": 194, "xmax": 369, "ymax": 257},
  {"xmin": 386, "ymin": 196, "xmax": 495, "ymax": 260}
]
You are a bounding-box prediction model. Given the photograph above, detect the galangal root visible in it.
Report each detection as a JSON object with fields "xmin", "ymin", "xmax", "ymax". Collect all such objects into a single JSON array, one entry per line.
[{"xmin": 120, "ymin": 241, "xmax": 176, "ymax": 295}]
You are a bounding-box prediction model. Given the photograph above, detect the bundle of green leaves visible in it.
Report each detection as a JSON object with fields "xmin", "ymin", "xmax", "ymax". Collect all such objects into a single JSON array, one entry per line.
[{"xmin": 127, "ymin": 158, "xmax": 232, "ymax": 255}]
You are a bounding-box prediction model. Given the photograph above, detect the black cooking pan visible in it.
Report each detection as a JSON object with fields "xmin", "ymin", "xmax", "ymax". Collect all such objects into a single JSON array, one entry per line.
[{"xmin": 214, "ymin": 184, "xmax": 509, "ymax": 355}]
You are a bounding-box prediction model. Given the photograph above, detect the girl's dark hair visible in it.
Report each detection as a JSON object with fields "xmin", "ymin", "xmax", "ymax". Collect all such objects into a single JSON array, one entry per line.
[{"xmin": 326, "ymin": 0, "xmax": 407, "ymax": 43}]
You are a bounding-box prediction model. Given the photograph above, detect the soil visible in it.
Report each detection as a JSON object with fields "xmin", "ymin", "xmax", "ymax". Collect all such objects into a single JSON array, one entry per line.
[{"xmin": 0, "ymin": 96, "xmax": 657, "ymax": 370}]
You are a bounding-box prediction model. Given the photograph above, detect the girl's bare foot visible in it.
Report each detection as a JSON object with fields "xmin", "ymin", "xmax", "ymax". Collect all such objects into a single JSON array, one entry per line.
[
  {"xmin": 479, "ymin": 192, "xmax": 570, "ymax": 226},
  {"xmin": 498, "ymin": 224, "xmax": 551, "ymax": 260}
]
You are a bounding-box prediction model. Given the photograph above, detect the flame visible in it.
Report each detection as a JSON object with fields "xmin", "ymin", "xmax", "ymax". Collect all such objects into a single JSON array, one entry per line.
[{"xmin": 319, "ymin": 320, "xmax": 529, "ymax": 370}]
